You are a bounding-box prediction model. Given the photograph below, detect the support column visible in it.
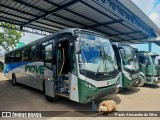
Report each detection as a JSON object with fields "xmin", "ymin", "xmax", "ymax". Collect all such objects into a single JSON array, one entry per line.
[
  {"xmin": 20, "ymin": 25, "xmax": 23, "ymax": 31},
  {"xmin": 148, "ymin": 43, "xmax": 152, "ymax": 52}
]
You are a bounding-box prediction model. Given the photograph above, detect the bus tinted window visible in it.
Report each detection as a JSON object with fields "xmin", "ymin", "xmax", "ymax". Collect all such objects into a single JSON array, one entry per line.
[
  {"xmin": 44, "ymin": 44, "xmax": 52, "ymax": 69},
  {"xmin": 5, "ymin": 54, "xmax": 10, "ymax": 63},
  {"xmin": 22, "ymin": 48, "xmax": 29, "ymax": 61},
  {"xmin": 138, "ymin": 54, "xmax": 150, "ymax": 65},
  {"xmin": 30, "ymin": 45, "xmax": 40, "ymax": 61},
  {"xmin": 15, "ymin": 50, "xmax": 22, "ymax": 62},
  {"xmin": 40, "ymin": 43, "xmax": 45, "ymax": 61},
  {"xmin": 10, "ymin": 52, "xmax": 15, "ymax": 63}
]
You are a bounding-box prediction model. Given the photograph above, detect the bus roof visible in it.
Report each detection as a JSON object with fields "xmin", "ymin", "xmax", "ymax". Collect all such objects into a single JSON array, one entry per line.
[
  {"xmin": 136, "ymin": 51, "xmax": 159, "ymax": 56},
  {"xmin": 111, "ymin": 42, "xmax": 133, "ymax": 48},
  {"xmin": 5, "ymin": 28, "xmax": 107, "ymax": 55}
]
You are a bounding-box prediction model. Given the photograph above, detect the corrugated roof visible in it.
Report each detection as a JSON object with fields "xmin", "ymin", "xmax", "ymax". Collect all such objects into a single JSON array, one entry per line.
[
  {"xmin": 119, "ymin": 0, "xmax": 160, "ymax": 36},
  {"xmin": 0, "ymin": 0, "xmax": 159, "ymax": 43}
]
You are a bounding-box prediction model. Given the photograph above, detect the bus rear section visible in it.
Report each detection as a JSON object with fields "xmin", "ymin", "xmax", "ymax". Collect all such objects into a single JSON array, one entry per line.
[
  {"xmin": 136, "ymin": 51, "xmax": 160, "ymax": 86},
  {"xmin": 112, "ymin": 43, "xmax": 140, "ymax": 91},
  {"xmin": 4, "ymin": 28, "xmax": 119, "ymax": 104}
]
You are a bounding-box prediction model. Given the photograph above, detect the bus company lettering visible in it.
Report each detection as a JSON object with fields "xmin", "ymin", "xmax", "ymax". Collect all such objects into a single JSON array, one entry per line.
[{"xmin": 25, "ymin": 65, "xmax": 44, "ymax": 75}]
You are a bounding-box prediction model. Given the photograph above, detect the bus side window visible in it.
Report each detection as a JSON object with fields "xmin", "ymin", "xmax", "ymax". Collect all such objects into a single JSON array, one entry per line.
[
  {"xmin": 15, "ymin": 50, "xmax": 22, "ymax": 62},
  {"xmin": 10, "ymin": 53, "xmax": 15, "ymax": 63},
  {"xmin": 138, "ymin": 55, "xmax": 145, "ymax": 65},
  {"xmin": 30, "ymin": 45, "xmax": 40, "ymax": 61},
  {"xmin": 35, "ymin": 45, "xmax": 40, "ymax": 61},
  {"xmin": 145, "ymin": 55, "xmax": 150, "ymax": 65},
  {"xmin": 44, "ymin": 44, "xmax": 53, "ymax": 69},
  {"xmin": 138, "ymin": 54, "xmax": 150, "ymax": 65},
  {"xmin": 22, "ymin": 48, "xmax": 29, "ymax": 61},
  {"xmin": 40, "ymin": 44, "xmax": 45, "ymax": 61},
  {"xmin": 5, "ymin": 54, "xmax": 10, "ymax": 63},
  {"xmin": 53, "ymin": 46, "xmax": 56, "ymax": 65}
]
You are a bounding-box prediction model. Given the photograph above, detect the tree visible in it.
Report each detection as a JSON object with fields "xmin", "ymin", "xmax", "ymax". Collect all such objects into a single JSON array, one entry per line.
[{"xmin": 0, "ymin": 22, "xmax": 22, "ymax": 52}]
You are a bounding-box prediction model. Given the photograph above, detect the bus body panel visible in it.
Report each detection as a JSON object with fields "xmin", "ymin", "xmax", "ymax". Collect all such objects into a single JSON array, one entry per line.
[
  {"xmin": 4, "ymin": 28, "xmax": 119, "ymax": 104},
  {"xmin": 69, "ymin": 73, "xmax": 79, "ymax": 102},
  {"xmin": 121, "ymin": 69, "xmax": 140, "ymax": 88},
  {"xmin": 77, "ymin": 73, "xmax": 119, "ymax": 103},
  {"xmin": 136, "ymin": 51, "xmax": 160, "ymax": 85},
  {"xmin": 44, "ymin": 80, "xmax": 55, "ymax": 97},
  {"xmin": 44, "ymin": 67, "xmax": 55, "ymax": 97},
  {"xmin": 4, "ymin": 62, "xmax": 44, "ymax": 91},
  {"xmin": 112, "ymin": 43, "xmax": 140, "ymax": 89},
  {"xmin": 117, "ymin": 72, "xmax": 122, "ymax": 88}
]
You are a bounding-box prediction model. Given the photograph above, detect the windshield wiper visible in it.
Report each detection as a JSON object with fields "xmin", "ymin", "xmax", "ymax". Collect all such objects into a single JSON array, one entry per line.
[
  {"xmin": 95, "ymin": 46, "xmax": 107, "ymax": 75},
  {"xmin": 95, "ymin": 46, "xmax": 116, "ymax": 75}
]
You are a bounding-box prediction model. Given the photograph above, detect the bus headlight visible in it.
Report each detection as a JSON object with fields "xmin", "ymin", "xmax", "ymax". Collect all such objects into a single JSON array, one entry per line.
[
  {"xmin": 84, "ymin": 82, "xmax": 96, "ymax": 90},
  {"xmin": 125, "ymin": 74, "xmax": 132, "ymax": 80}
]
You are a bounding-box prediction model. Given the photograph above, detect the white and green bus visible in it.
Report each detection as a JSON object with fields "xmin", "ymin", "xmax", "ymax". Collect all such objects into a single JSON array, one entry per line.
[
  {"xmin": 136, "ymin": 51, "xmax": 160, "ymax": 86},
  {"xmin": 4, "ymin": 28, "xmax": 120, "ymax": 104},
  {"xmin": 112, "ymin": 43, "xmax": 140, "ymax": 91}
]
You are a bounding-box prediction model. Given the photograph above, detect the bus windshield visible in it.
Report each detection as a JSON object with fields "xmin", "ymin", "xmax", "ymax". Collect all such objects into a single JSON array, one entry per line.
[
  {"xmin": 151, "ymin": 55, "xmax": 160, "ymax": 65},
  {"xmin": 120, "ymin": 46, "xmax": 139, "ymax": 71},
  {"xmin": 78, "ymin": 33, "xmax": 118, "ymax": 74}
]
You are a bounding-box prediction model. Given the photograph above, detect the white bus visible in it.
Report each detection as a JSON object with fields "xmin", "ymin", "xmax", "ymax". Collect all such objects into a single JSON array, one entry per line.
[{"xmin": 4, "ymin": 28, "xmax": 120, "ymax": 104}]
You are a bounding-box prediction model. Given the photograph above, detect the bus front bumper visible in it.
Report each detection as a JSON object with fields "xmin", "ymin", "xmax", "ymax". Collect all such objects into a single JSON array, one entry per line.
[
  {"xmin": 78, "ymin": 82, "xmax": 117, "ymax": 104},
  {"xmin": 123, "ymin": 75, "xmax": 140, "ymax": 88},
  {"xmin": 153, "ymin": 76, "xmax": 160, "ymax": 83}
]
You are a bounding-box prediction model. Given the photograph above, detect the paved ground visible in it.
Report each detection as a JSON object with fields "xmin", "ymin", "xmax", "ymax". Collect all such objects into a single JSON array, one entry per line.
[{"xmin": 0, "ymin": 72, "xmax": 160, "ymax": 120}]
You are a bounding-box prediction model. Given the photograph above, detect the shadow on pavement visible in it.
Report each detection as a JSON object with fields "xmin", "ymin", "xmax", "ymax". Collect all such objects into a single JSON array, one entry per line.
[
  {"xmin": 143, "ymin": 84, "xmax": 159, "ymax": 89},
  {"xmin": 118, "ymin": 86, "xmax": 140, "ymax": 95},
  {"xmin": 0, "ymin": 79, "xmax": 120, "ymax": 117},
  {"xmin": 52, "ymin": 97, "xmax": 119, "ymax": 117},
  {"xmin": 98, "ymin": 94, "xmax": 121, "ymax": 105}
]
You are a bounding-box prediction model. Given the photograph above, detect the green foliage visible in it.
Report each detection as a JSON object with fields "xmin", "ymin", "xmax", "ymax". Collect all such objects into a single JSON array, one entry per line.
[{"xmin": 0, "ymin": 22, "xmax": 22, "ymax": 52}]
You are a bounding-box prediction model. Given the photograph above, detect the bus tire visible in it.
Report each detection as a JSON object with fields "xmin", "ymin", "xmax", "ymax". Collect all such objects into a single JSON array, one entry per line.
[
  {"xmin": 43, "ymin": 81, "xmax": 57, "ymax": 102},
  {"xmin": 12, "ymin": 74, "xmax": 17, "ymax": 86},
  {"xmin": 116, "ymin": 87, "xmax": 122, "ymax": 93},
  {"xmin": 138, "ymin": 76, "xmax": 145, "ymax": 87},
  {"xmin": 45, "ymin": 94, "xmax": 56, "ymax": 102}
]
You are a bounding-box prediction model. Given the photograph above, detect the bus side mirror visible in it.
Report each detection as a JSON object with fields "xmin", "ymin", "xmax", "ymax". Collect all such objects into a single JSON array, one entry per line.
[
  {"xmin": 145, "ymin": 60, "xmax": 149, "ymax": 66},
  {"xmin": 75, "ymin": 41, "xmax": 81, "ymax": 54}
]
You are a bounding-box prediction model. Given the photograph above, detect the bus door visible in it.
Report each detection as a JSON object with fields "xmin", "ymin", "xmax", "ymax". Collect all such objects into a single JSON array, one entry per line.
[
  {"xmin": 43, "ymin": 43, "xmax": 55, "ymax": 98},
  {"xmin": 56, "ymin": 40, "xmax": 70, "ymax": 97},
  {"xmin": 139, "ymin": 54, "xmax": 153, "ymax": 81}
]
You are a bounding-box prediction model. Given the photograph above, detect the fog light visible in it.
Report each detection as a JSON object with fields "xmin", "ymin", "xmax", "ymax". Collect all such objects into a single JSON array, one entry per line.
[
  {"xmin": 84, "ymin": 82, "xmax": 89, "ymax": 87},
  {"xmin": 84, "ymin": 82, "xmax": 96, "ymax": 90}
]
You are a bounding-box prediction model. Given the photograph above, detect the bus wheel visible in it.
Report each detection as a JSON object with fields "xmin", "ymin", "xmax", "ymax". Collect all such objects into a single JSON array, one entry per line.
[
  {"xmin": 45, "ymin": 95, "xmax": 56, "ymax": 102},
  {"xmin": 138, "ymin": 76, "xmax": 145, "ymax": 87},
  {"xmin": 45, "ymin": 94, "xmax": 59, "ymax": 102},
  {"xmin": 12, "ymin": 74, "xmax": 17, "ymax": 86},
  {"xmin": 116, "ymin": 87, "xmax": 122, "ymax": 93}
]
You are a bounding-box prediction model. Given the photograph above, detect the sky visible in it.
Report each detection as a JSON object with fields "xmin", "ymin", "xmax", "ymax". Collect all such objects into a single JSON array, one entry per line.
[
  {"xmin": 132, "ymin": 0, "xmax": 160, "ymax": 24},
  {"xmin": 0, "ymin": 0, "xmax": 160, "ymax": 55},
  {"xmin": 19, "ymin": 32, "xmax": 43, "ymax": 44}
]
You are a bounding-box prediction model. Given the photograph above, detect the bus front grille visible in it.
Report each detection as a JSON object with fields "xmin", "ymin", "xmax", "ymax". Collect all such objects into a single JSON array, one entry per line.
[{"xmin": 94, "ymin": 86, "xmax": 116, "ymax": 100}]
